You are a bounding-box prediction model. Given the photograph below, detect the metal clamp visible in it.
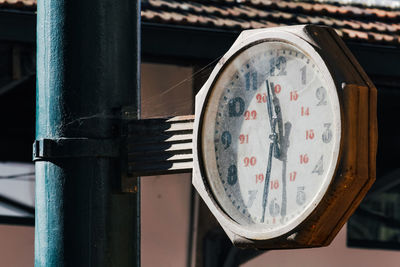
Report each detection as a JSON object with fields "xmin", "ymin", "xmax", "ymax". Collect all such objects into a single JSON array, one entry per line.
[{"xmin": 33, "ymin": 138, "xmax": 120, "ymax": 161}]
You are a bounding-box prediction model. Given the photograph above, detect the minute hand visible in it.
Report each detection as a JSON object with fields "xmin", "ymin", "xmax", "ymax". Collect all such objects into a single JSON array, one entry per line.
[
  {"xmin": 266, "ymin": 80, "xmax": 280, "ymax": 158},
  {"xmin": 261, "ymin": 141, "xmax": 274, "ymax": 223},
  {"xmin": 266, "ymin": 80, "xmax": 274, "ymax": 127}
]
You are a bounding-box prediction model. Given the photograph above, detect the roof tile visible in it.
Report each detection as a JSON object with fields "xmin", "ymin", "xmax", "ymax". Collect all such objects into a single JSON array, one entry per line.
[
  {"xmin": 391, "ymin": 23, "xmax": 400, "ymax": 32},
  {"xmin": 140, "ymin": 0, "xmax": 400, "ymax": 45},
  {"xmin": 202, "ymin": 5, "xmax": 230, "ymax": 16},
  {"xmin": 241, "ymin": 5, "xmax": 271, "ymax": 18},
  {"xmin": 342, "ymin": 28, "xmax": 369, "ymax": 40},
  {"xmin": 1, "ymin": 0, "xmax": 400, "ymax": 46}
]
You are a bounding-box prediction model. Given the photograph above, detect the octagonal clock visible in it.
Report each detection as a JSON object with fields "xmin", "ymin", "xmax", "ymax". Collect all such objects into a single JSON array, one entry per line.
[{"xmin": 192, "ymin": 25, "xmax": 377, "ymax": 249}]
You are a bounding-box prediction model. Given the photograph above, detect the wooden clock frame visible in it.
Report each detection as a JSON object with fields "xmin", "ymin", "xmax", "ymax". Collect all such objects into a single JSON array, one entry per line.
[{"xmin": 192, "ymin": 25, "xmax": 377, "ymax": 249}]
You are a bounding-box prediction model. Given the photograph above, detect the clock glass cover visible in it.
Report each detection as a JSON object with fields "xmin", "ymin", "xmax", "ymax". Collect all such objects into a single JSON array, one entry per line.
[{"xmin": 201, "ymin": 40, "xmax": 341, "ymax": 236}]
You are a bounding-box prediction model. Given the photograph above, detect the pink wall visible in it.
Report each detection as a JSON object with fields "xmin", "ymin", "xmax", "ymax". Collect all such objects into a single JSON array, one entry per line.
[
  {"xmin": 141, "ymin": 62, "xmax": 400, "ymax": 267},
  {"xmin": 141, "ymin": 63, "xmax": 193, "ymax": 267},
  {"xmin": 0, "ymin": 225, "xmax": 34, "ymax": 267},
  {"xmin": 1, "ymin": 62, "xmax": 399, "ymax": 267},
  {"xmin": 244, "ymin": 224, "xmax": 400, "ymax": 267}
]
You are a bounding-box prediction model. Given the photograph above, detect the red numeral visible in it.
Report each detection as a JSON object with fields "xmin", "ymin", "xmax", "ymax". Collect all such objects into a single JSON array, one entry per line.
[
  {"xmin": 289, "ymin": 171, "xmax": 297, "ymax": 182},
  {"xmin": 300, "ymin": 154, "xmax": 309, "ymax": 164},
  {"xmin": 256, "ymin": 174, "xmax": 264, "ymax": 183},
  {"xmin": 274, "ymin": 84, "xmax": 281, "ymax": 94},
  {"xmin": 244, "ymin": 156, "xmax": 257, "ymax": 167},
  {"xmin": 256, "ymin": 93, "xmax": 267, "ymax": 103},
  {"xmin": 239, "ymin": 134, "xmax": 249, "ymax": 144},
  {"xmin": 306, "ymin": 129, "xmax": 315, "ymax": 140},
  {"xmin": 270, "ymin": 180, "xmax": 279, "ymax": 190},
  {"xmin": 290, "ymin": 91, "xmax": 298, "ymax": 101},
  {"xmin": 301, "ymin": 107, "xmax": 310, "ymax": 116},
  {"xmin": 244, "ymin": 110, "xmax": 257, "ymax": 120}
]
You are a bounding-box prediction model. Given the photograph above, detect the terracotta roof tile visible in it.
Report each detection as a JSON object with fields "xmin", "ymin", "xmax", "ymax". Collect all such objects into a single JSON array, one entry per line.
[
  {"xmin": 1, "ymin": 0, "xmax": 400, "ymax": 46},
  {"xmin": 232, "ymin": 6, "xmax": 257, "ymax": 18},
  {"xmin": 366, "ymin": 8, "xmax": 397, "ymax": 19},
  {"xmin": 259, "ymin": 20, "xmax": 281, "ymax": 28},
  {"xmin": 296, "ymin": 15, "xmax": 309, "ymax": 24},
  {"xmin": 270, "ymin": 10, "xmax": 294, "ymax": 20},
  {"xmin": 317, "ymin": 16, "xmax": 335, "ymax": 26},
  {"xmin": 202, "ymin": 5, "xmax": 230, "ymax": 16},
  {"xmin": 391, "ymin": 23, "xmax": 400, "ymax": 32},
  {"xmin": 241, "ymin": 5, "xmax": 271, "ymax": 18},
  {"xmin": 0, "ymin": 0, "xmax": 35, "ymax": 9},
  {"xmin": 141, "ymin": 0, "xmax": 400, "ymax": 46},
  {"xmin": 368, "ymin": 31, "xmax": 397, "ymax": 43},
  {"xmin": 342, "ymin": 28, "xmax": 369, "ymax": 41},
  {"xmin": 339, "ymin": 6, "xmax": 364, "ymax": 16},
  {"xmin": 343, "ymin": 20, "xmax": 362, "ymax": 30},
  {"xmin": 330, "ymin": 17, "xmax": 346, "ymax": 27},
  {"xmin": 249, "ymin": 20, "xmax": 269, "ymax": 29}
]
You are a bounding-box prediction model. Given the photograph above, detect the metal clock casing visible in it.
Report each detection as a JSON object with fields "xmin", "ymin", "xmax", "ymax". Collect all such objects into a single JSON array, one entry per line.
[{"xmin": 192, "ymin": 25, "xmax": 377, "ymax": 249}]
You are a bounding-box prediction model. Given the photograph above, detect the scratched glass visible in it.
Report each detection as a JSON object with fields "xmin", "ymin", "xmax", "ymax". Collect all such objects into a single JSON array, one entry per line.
[{"xmin": 201, "ymin": 41, "xmax": 341, "ymax": 233}]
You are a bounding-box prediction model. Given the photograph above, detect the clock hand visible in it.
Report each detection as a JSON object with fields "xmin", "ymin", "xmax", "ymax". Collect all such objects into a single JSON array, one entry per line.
[
  {"xmin": 261, "ymin": 141, "xmax": 274, "ymax": 223},
  {"xmin": 266, "ymin": 80, "xmax": 281, "ymax": 159},
  {"xmin": 280, "ymin": 122, "xmax": 292, "ymax": 218},
  {"xmin": 265, "ymin": 80, "xmax": 274, "ymax": 128}
]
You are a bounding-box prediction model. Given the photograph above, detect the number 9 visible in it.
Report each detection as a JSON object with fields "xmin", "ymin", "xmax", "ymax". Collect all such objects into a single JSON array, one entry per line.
[{"xmin": 221, "ymin": 131, "xmax": 231, "ymax": 149}]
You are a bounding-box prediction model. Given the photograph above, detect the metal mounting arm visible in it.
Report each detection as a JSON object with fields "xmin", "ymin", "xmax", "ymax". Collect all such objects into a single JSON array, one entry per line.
[{"xmin": 125, "ymin": 115, "xmax": 194, "ymax": 176}]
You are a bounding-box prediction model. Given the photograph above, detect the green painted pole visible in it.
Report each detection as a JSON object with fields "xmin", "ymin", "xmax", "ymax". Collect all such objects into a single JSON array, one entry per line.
[{"xmin": 35, "ymin": 1, "xmax": 140, "ymax": 266}]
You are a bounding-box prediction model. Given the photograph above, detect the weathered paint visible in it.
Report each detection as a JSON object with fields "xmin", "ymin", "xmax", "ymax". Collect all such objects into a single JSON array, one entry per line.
[{"xmin": 35, "ymin": 0, "xmax": 140, "ymax": 266}]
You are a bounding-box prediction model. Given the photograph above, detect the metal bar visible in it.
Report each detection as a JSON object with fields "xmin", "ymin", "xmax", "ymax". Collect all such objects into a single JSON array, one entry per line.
[
  {"xmin": 33, "ymin": 138, "xmax": 120, "ymax": 160},
  {"xmin": 0, "ymin": 10, "xmax": 36, "ymax": 43},
  {"xmin": 35, "ymin": 1, "xmax": 140, "ymax": 266},
  {"xmin": 127, "ymin": 115, "xmax": 194, "ymax": 176},
  {"xmin": 0, "ymin": 215, "xmax": 34, "ymax": 226},
  {"xmin": 0, "ymin": 193, "xmax": 35, "ymax": 215}
]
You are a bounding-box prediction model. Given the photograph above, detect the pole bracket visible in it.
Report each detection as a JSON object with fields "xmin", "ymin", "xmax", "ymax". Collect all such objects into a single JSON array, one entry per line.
[
  {"xmin": 125, "ymin": 115, "xmax": 194, "ymax": 176},
  {"xmin": 33, "ymin": 138, "xmax": 120, "ymax": 161}
]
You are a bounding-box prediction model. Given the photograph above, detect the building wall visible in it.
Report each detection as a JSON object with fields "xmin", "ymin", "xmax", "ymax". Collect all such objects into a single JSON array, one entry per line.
[
  {"xmin": 140, "ymin": 62, "xmax": 400, "ymax": 267},
  {"xmin": 0, "ymin": 162, "xmax": 35, "ymax": 266},
  {"xmin": 244, "ymin": 225, "xmax": 400, "ymax": 267},
  {"xmin": 0, "ymin": 62, "xmax": 399, "ymax": 267},
  {"xmin": 141, "ymin": 62, "xmax": 194, "ymax": 267},
  {"xmin": 0, "ymin": 225, "xmax": 34, "ymax": 266}
]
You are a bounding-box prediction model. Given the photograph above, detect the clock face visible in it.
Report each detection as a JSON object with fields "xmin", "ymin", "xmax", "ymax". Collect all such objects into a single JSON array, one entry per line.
[{"xmin": 201, "ymin": 41, "xmax": 341, "ymax": 236}]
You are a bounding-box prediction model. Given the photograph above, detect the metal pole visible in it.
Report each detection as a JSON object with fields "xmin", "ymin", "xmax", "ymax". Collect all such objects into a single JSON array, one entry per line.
[{"xmin": 35, "ymin": 0, "xmax": 140, "ymax": 266}]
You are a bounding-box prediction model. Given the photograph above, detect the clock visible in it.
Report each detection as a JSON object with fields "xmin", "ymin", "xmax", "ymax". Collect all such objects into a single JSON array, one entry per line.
[{"xmin": 192, "ymin": 25, "xmax": 377, "ymax": 249}]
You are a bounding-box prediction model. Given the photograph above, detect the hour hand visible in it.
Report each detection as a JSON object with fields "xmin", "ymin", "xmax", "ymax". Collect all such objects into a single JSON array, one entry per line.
[
  {"xmin": 266, "ymin": 80, "xmax": 280, "ymax": 158},
  {"xmin": 265, "ymin": 80, "xmax": 274, "ymax": 128},
  {"xmin": 269, "ymin": 118, "xmax": 280, "ymax": 159}
]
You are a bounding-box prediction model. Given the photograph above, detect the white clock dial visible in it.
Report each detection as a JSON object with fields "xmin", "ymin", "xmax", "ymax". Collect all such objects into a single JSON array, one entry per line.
[{"xmin": 201, "ymin": 41, "xmax": 341, "ymax": 235}]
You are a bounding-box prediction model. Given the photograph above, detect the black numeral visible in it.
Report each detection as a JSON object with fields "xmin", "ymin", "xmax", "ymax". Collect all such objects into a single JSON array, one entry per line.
[
  {"xmin": 221, "ymin": 131, "xmax": 231, "ymax": 149},
  {"xmin": 245, "ymin": 72, "xmax": 257, "ymax": 91},
  {"xmin": 312, "ymin": 156, "xmax": 324, "ymax": 175},
  {"xmin": 269, "ymin": 198, "xmax": 280, "ymax": 216},
  {"xmin": 229, "ymin": 97, "xmax": 245, "ymax": 117},
  {"xmin": 322, "ymin": 123, "xmax": 332, "ymax": 143},
  {"xmin": 270, "ymin": 56, "xmax": 287, "ymax": 76},
  {"xmin": 247, "ymin": 190, "xmax": 257, "ymax": 209},
  {"xmin": 296, "ymin": 187, "xmax": 306, "ymax": 205},
  {"xmin": 301, "ymin": 65, "xmax": 306, "ymax": 85},
  {"xmin": 316, "ymin": 86, "xmax": 327, "ymax": 106},
  {"xmin": 227, "ymin": 165, "xmax": 238, "ymax": 185}
]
